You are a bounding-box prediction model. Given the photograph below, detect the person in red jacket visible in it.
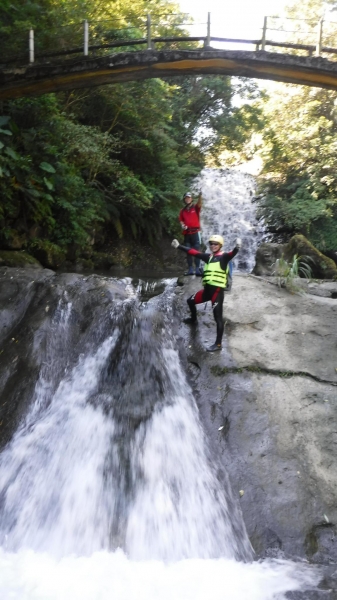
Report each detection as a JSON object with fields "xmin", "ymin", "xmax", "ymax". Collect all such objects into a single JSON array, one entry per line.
[{"xmin": 179, "ymin": 191, "xmax": 202, "ymax": 276}]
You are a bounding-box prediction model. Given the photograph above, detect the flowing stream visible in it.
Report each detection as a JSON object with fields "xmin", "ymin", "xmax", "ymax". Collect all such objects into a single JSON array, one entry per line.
[{"xmin": 0, "ymin": 170, "xmax": 320, "ymax": 599}]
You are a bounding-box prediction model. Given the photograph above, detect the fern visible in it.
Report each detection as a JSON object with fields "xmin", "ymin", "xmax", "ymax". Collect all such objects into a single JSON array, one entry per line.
[
  {"xmin": 130, "ymin": 220, "xmax": 138, "ymax": 239},
  {"xmin": 112, "ymin": 218, "xmax": 123, "ymax": 239},
  {"xmin": 273, "ymin": 254, "xmax": 313, "ymax": 293}
]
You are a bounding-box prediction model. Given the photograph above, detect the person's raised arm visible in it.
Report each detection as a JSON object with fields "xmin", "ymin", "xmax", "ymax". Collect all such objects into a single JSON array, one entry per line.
[
  {"xmin": 196, "ymin": 190, "xmax": 202, "ymax": 209},
  {"xmin": 171, "ymin": 239, "xmax": 209, "ymax": 262},
  {"xmin": 220, "ymin": 238, "xmax": 242, "ymax": 269}
]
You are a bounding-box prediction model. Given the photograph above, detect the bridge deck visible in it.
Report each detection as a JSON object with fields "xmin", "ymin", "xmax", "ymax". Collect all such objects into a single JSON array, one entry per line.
[{"xmin": 1, "ymin": 49, "xmax": 337, "ymax": 99}]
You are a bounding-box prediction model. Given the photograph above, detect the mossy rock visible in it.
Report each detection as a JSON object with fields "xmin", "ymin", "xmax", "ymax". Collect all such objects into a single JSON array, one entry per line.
[
  {"xmin": 73, "ymin": 259, "xmax": 94, "ymax": 271},
  {"xmin": 2, "ymin": 230, "xmax": 27, "ymax": 250},
  {"xmin": 0, "ymin": 251, "xmax": 42, "ymax": 269},
  {"xmin": 30, "ymin": 243, "xmax": 66, "ymax": 269},
  {"xmin": 285, "ymin": 235, "xmax": 337, "ymax": 279},
  {"xmin": 91, "ymin": 252, "xmax": 118, "ymax": 269}
]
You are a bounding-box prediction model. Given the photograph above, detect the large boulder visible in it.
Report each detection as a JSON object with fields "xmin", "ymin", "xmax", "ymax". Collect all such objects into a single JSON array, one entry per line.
[
  {"xmin": 0, "ymin": 250, "xmax": 42, "ymax": 269},
  {"xmin": 325, "ymin": 249, "xmax": 337, "ymax": 266},
  {"xmin": 284, "ymin": 235, "xmax": 337, "ymax": 279},
  {"xmin": 30, "ymin": 243, "xmax": 66, "ymax": 269},
  {"xmin": 253, "ymin": 235, "xmax": 337, "ymax": 279},
  {"xmin": 1, "ymin": 230, "xmax": 27, "ymax": 250},
  {"xmin": 252, "ymin": 243, "xmax": 286, "ymax": 276}
]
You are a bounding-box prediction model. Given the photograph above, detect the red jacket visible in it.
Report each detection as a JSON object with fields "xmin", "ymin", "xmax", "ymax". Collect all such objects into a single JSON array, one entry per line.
[{"xmin": 179, "ymin": 204, "xmax": 201, "ymax": 235}]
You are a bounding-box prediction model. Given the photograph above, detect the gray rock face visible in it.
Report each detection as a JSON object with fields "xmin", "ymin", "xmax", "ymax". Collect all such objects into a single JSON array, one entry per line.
[
  {"xmin": 252, "ymin": 243, "xmax": 285, "ymax": 276},
  {"xmin": 253, "ymin": 235, "xmax": 337, "ymax": 279},
  {"xmin": 174, "ymin": 274, "xmax": 337, "ymax": 565},
  {"xmin": 0, "ymin": 267, "xmax": 130, "ymax": 447},
  {"xmin": 1, "ymin": 266, "xmax": 337, "ymax": 576}
]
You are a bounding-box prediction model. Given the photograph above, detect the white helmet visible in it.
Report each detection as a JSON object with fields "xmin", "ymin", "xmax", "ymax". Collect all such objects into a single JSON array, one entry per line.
[{"xmin": 208, "ymin": 234, "xmax": 224, "ymax": 248}]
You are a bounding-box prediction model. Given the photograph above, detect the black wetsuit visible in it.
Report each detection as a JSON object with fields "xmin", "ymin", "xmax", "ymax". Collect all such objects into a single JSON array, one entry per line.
[{"xmin": 178, "ymin": 245, "xmax": 239, "ymax": 345}]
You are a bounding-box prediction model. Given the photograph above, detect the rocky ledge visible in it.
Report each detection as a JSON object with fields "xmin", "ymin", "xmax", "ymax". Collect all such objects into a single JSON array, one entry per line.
[
  {"xmin": 1, "ymin": 266, "xmax": 337, "ymax": 590},
  {"xmin": 174, "ymin": 274, "xmax": 337, "ymax": 569}
]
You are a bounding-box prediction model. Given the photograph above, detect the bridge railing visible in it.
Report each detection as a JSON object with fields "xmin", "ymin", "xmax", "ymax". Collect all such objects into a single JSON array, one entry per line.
[
  {"xmin": 261, "ymin": 16, "xmax": 337, "ymax": 57},
  {"xmin": 0, "ymin": 13, "xmax": 200, "ymax": 65},
  {"xmin": 2, "ymin": 14, "xmax": 337, "ymax": 67}
]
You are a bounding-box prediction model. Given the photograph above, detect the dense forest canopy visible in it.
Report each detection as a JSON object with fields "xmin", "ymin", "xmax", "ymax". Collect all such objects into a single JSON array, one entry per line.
[
  {"xmin": 0, "ymin": 0, "xmax": 262, "ymax": 266},
  {"xmin": 0, "ymin": 0, "xmax": 336, "ymax": 267},
  {"xmin": 254, "ymin": 0, "xmax": 337, "ymax": 253}
]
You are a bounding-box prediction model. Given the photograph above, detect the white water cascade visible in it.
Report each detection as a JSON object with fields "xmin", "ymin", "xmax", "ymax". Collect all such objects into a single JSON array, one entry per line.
[
  {"xmin": 193, "ymin": 167, "xmax": 264, "ymax": 272},
  {"xmin": 0, "ymin": 245, "xmax": 319, "ymax": 596}
]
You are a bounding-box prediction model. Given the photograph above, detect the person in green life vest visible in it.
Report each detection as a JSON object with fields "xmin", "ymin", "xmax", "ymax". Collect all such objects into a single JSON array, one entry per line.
[{"xmin": 171, "ymin": 234, "xmax": 242, "ymax": 352}]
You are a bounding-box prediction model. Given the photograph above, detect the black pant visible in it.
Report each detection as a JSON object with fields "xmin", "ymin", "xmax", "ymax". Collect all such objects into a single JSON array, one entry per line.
[
  {"xmin": 187, "ymin": 285, "xmax": 225, "ymax": 345},
  {"xmin": 183, "ymin": 232, "xmax": 200, "ymax": 269}
]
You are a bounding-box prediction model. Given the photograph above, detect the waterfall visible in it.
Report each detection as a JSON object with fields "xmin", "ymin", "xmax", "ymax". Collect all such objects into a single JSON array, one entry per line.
[
  {"xmin": 0, "ymin": 261, "xmax": 319, "ymax": 595},
  {"xmin": 125, "ymin": 345, "xmax": 248, "ymax": 561},
  {"xmin": 0, "ymin": 282, "xmax": 250, "ymax": 561},
  {"xmin": 193, "ymin": 167, "xmax": 264, "ymax": 272}
]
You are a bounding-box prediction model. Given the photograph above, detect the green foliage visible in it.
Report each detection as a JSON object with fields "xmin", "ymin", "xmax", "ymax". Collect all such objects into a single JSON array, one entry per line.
[
  {"xmin": 253, "ymin": 0, "xmax": 337, "ymax": 253},
  {"xmin": 0, "ymin": 97, "xmax": 108, "ymax": 249},
  {"xmin": 256, "ymin": 86, "xmax": 337, "ymax": 252},
  {"xmin": 273, "ymin": 254, "xmax": 313, "ymax": 293},
  {"xmin": 167, "ymin": 76, "xmax": 264, "ymax": 162},
  {"xmin": 0, "ymin": 0, "xmax": 264, "ymax": 262}
]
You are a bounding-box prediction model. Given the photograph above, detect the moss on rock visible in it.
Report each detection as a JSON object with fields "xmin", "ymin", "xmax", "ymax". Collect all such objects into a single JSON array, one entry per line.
[
  {"xmin": 91, "ymin": 252, "xmax": 119, "ymax": 270},
  {"xmin": 29, "ymin": 241, "xmax": 66, "ymax": 269},
  {"xmin": 0, "ymin": 251, "xmax": 42, "ymax": 269},
  {"xmin": 285, "ymin": 235, "xmax": 337, "ymax": 279}
]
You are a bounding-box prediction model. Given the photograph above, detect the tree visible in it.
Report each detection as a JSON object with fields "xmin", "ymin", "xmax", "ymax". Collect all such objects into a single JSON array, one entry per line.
[
  {"xmin": 0, "ymin": 0, "xmax": 264, "ymax": 261},
  {"xmin": 251, "ymin": 0, "xmax": 337, "ymax": 252},
  {"xmin": 256, "ymin": 85, "xmax": 337, "ymax": 251}
]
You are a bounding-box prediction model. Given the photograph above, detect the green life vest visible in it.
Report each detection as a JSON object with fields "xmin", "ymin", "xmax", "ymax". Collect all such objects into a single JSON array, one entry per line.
[{"xmin": 202, "ymin": 256, "xmax": 228, "ymax": 288}]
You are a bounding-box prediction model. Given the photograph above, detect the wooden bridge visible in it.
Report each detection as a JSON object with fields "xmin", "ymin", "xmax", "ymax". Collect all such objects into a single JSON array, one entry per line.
[{"xmin": 2, "ymin": 13, "xmax": 337, "ymax": 99}]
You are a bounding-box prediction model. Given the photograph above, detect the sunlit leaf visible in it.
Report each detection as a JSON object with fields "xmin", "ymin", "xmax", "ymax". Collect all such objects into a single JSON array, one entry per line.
[
  {"xmin": 39, "ymin": 162, "xmax": 56, "ymax": 173},
  {"xmin": 43, "ymin": 177, "xmax": 54, "ymax": 191},
  {"xmin": 5, "ymin": 147, "xmax": 19, "ymax": 159}
]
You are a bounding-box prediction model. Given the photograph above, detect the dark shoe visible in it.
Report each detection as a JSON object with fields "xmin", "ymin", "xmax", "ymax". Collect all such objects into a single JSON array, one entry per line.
[
  {"xmin": 195, "ymin": 268, "xmax": 203, "ymax": 277},
  {"xmin": 206, "ymin": 343, "xmax": 222, "ymax": 352},
  {"xmin": 183, "ymin": 317, "xmax": 198, "ymax": 325},
  {"xmin": 184, "ymin": 268, "xmax": 194, "ymax": 276}
]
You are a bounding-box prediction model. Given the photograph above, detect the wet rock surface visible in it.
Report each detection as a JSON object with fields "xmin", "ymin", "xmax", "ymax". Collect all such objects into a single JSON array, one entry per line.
[
  {"xmin": 173, "ymin": 274, "xmax": 337, "ymax": 577},
  {"xmin": 1, "ymin": 266, "xmax": 337, "ymax": 595},
  {"xmin": 0, "ymin": 267, "xmax": 130, "ymax": 448}
]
